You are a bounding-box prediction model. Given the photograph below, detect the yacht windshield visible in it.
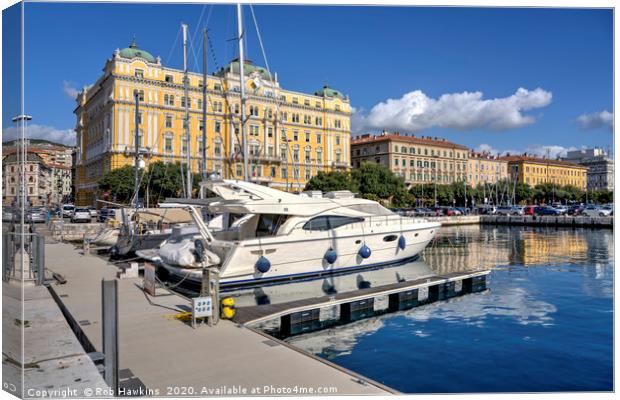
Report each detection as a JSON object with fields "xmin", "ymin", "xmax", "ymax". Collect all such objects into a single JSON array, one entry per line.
[
  {"xmin": 256, "ymin": 214, "xmax": 289, "ymax": 237},
  {"xmin": 345, "ymin": 203, "xmax": 394, "ymax": 216}
]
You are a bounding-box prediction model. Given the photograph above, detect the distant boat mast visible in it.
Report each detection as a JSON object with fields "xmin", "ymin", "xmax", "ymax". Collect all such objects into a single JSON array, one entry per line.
[{"xmin": 237, "ymin": 3, "xmax": 249, "ymax": 182}]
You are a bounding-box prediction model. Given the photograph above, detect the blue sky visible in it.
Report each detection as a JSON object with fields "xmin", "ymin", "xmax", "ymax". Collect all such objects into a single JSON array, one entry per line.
[{"xmin": 2, "ymin": 3, "xmax": 613, "ymax": 157}]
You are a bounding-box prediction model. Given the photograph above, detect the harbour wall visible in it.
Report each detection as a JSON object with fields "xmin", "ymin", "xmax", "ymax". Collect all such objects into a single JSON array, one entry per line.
[{"xmin": 480, "ymin": 215, "xmax": 613, "ymax": 228}]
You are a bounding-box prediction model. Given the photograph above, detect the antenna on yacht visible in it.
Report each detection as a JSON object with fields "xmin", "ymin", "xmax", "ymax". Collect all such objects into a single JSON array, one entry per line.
[
  {"xmin": 237, "ymin": 3, "xmax": 250, "ymax": 182},
  {"xmin": 182, "ymin": 23, "xmax": 192, "ymax": 198}
]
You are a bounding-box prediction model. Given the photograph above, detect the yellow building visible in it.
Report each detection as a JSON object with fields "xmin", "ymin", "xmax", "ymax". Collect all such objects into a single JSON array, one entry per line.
[
  {"xmin": 74, "ymin": 40, "xmax": 351, "ymax": 205},
  {"xmin": 499, "ymin": 155, "xmax": 588, "ymax": 189},
  {"xmin": 350, "ymin": 132, "xmax": 469, "ymax": 187},
  {"xmin": 467, "ymin": 151, "xmax": 508, "ymax": 187}
]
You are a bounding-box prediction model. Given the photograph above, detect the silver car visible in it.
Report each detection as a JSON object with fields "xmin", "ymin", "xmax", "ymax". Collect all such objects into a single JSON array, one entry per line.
[
  {"xmin": 71, "ymin": 207, "xmax": 92, "ymax": 223},
  {"xmin": 27, "ymin": 207, "xmax": 47, "ymax": 223}
]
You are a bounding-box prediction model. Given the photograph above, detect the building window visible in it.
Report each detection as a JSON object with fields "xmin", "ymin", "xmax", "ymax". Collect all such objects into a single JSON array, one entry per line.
[
  {"xmin": 197, "ymin": 99, "xmax": 202, "ymax": 110},
  {"xmin": 316, "ymin": 149, "xmax": 322, "ymax": 163},
  {"xmin": 165, "ymin": 74, "xmax": 173, "ymax": 83},
  {"xmin": 281, "ymin": 167, "xmax": 288, "ymax": 179},
  {"xmin": 181, "ymin": 137, "xmax": 188, "ymax": 154},
  {"xmin": 250, "ymin": 125, "xmax": 260, "ymax": 136},
  {"xmin": 336, "ymin": 136, "xmax": 341, "ymax": 146},
  {"xmin": 214, "ymin": 142, "xmax": 221, "ymax": 156},
  {"xmin": 293, "ymin": 131, "xmax": 299, "ymax": 141},
  {"xmin": 271, "ymin": 166, "xmax": 276, "ymax": 178},
  {"xmin": 165, "ymin": 115, "xmax": 173, "ymax": 128},
  {"xmin": 292, "ymin": 113, "xmax": 300, "ymax": 123},
  {"xmin": 293, "ymin": 168, "xmax": 300, "ymax": 180},
  {"xmin": 334, "ymin": 120, "xmax": 342, "ymax": 129},
  {"xmin": 214, "ymin": 83, "xmax": 222, "ymax": 91},
  {"xmin": 316, "ymin": 133, "xmax": 322, "ymax": 144},
  {"xmin": 214, "ymin": 121, "xmax": 221, "ymax": 133},
  {"xmin": 293, "ymin": 149, "xmax": 300, "ymax": 162},
  {"xmin": 134, "ymin": 90, "xmax": 144, "ymax": 101},
  {"xmin": 249, "ymin": 105, "xmax": 259, "ymax": 116},
  {"xmin": 305, "ymin": 132, "xmax": 311, "ymax": 143},
  {"xmin": 164, "ymin": 94, "xmax": 174, "ymax": 106},
  {"xmin": 164, "ymin": 135, "xmax": 173, "ymax": 153},
  {"xmin": 267, "ymin": 127, "xmax": 273, "ymax": 138},
  {"xmin": 305, "ymin": 149, "xmax": 311, "ymax": 163},
  {"xmin": 292, "ymin": 97, "xmax": 299, "ymax": 104},
  {"xmin": 236, "ymin": 164, "xmax": 243, "ymax": 177},
  {"xmin": 304, "ymin": 99, "xmax": 310, "ymax": 107},
  {"xmin": 305, "ymin": 168, "xmax": 311, "ymax": 180},
  {"xmin": 135, "ymin": 69, "xmax": 144, "ymax": 79}
]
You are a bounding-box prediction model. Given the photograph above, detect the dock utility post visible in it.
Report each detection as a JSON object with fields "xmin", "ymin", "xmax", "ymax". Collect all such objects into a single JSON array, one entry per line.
[
  {"xmin": 101, "ymin": 279, "xmax": 119, "ymax": 391},
  {"xmin": 198, "ymin": 266, "xmax": 220, "ymax": 327}
]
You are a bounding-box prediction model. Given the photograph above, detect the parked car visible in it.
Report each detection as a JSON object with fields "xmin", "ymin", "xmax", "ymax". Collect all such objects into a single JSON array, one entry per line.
[
  {"xmin": 476, "ymin": 205, "xmax": 497, "ymax": 215},
  {"xmin": 523, "ymin": 206, "xmax": 536, "ymax": 216},
  {"xmin": 454, "ymin": 207, "xmax": 471, "ymax": 215},
  {"xmin": 61, "ymin": 204, "xmax": 75, "ymax": 218},
  {"xmin": 27, "ymin": 207, "xmax": 47, "ymax": 223},
  {"xmin": 568, "ymin": 205, "xmax": 584, "ymax": 216},
  {"xmin": 582, "ymin": 205, "xmax": 612, "ymax": 217},
  {"xmin": 2, "ymin": 209, "xmax": 14, "ymax": 222},
  {"xmin": 71, "ymin": 208, "xmax": 92, "ymax": 223},
  {"xmin": 496, "ymin": 206, "xmax": 523, "ymax": 216},
  {"xmin": 534, "ymin": 206, "xmax": 563, "ymax": 216},
  {"xmin": 98, "ymin": 208, "xmax": 118, "ymax": 223},
  {"xmin": 88, "ymin": 207, "xmax": 99, "ymax": 218},
  {"xmin": 554, "ymin": 205, "xmax": 569, "ymax": 215}
]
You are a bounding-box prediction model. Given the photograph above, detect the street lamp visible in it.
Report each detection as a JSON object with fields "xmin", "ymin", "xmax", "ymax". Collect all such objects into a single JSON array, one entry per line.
[{"xmin": 12, "ymin": 114, "xmax": 33, "ymax": 253}]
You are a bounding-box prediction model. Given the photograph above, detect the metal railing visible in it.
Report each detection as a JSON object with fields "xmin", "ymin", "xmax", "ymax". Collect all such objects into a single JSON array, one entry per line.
[{"xmin": 2, "ymin": 229, "xmax": 46, "ymax": 284}]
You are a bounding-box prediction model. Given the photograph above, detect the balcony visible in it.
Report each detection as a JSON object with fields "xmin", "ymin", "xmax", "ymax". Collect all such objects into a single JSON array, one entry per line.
[
  {"xmin": 332, "ymin": 161, "xmax": 350, "ymax": 168},
  {"xmin": 248, "ymin": 154, "xmax": 283, "ymax": 163}
]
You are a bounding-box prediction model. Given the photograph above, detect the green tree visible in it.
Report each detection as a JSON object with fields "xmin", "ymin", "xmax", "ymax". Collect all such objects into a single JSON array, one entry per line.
[
  {"xmin": 98, "ymin": 165, "xmax": 142, "ymax": 203},
  {"xmin": 304, "ymin": 170, "xmax": 357, "ymax": 193},
  {"xmin": 351, "ymin": 163, "xmax": 406, "ymax": 199}
]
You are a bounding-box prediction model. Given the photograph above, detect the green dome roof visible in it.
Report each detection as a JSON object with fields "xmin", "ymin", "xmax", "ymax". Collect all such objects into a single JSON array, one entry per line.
[
  {"xmin": 119, "ymin": 38, "xmax": 156, "ymax": 63},
  {"xmin": 314, "ymin": 85, "xmax": 346, "ymax": 99},
  {"xmin": 214, "ymin": 58, "xmax": 272, "ymax": 81}
]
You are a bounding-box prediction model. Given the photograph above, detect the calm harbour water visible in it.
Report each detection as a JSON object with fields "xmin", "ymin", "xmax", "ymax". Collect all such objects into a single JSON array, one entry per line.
[{"xmin": 286, "ymin": 225, "xmax": 614, "ymax": 393}]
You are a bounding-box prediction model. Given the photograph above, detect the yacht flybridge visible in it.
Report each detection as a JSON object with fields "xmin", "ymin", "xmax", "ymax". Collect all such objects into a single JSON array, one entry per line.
[{"xmin": 153, "ymin": 179, "xmax": 441, "ymax": 288}]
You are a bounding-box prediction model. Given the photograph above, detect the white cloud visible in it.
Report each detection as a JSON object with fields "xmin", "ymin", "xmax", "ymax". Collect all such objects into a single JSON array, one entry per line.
[
  {"xmin": 353, "ymin": 87, "xmax": 552, "ymax": 133},
  {"xmin": 2, "ymin": 124, "xmax": 75, "ymax": 146},
  {"xmin": 475, "ymin": 143, "xmax": 577, "ymax": 159},
  {"xmin": 524, "ymin": 145, "xmax": 577, "ymax": 159},
  {"xmin": 576, "ymin": 110, "xmax": 613, "ymax": 131},
  {"xmin": 62, "ymin": 80, "xmax": 79, "ymax": 99}
]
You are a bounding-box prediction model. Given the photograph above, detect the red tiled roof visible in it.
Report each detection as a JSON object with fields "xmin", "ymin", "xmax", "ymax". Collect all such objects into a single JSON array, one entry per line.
[
  {"xmin": 351, "ymin": 133, "xmax": 469, "ymax": 150},
  {"xmin": 498, "ymin": 155, "xmax": 587, "ymax": 169}
]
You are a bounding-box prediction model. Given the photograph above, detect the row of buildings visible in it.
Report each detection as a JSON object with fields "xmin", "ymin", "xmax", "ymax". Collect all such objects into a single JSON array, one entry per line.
[
  {"xmin": 350, "ymin": 132, "xmax": 613, "ymax": 192},
  {"xmin": 2, "ymin": 140, "xmax": 73, "ymax": 207},
  {"xmin": 4, "ymin": 40, "xmax": 611, "ymax": 207}
]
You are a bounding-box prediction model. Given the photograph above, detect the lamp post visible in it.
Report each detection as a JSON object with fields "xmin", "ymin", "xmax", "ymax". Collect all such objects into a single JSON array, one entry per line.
[{"xmin": 12, "ymin": 114, "xmax": 32, "ymax": 226}]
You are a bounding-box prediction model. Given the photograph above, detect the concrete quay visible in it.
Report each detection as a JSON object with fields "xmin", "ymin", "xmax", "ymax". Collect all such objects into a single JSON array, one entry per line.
[
  {"xmin": 41, "ymin": 242, "xmax": 391, "ymax": 396},
  {"xmin": 2, "ymin": 280, "xmax": 108, "ymax": 398}
]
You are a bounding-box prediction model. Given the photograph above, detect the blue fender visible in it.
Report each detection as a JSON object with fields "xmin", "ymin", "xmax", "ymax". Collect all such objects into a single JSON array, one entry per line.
[
  {"xmin": 358, "ymin": 244, "xmax": 372, "ymax": 259},
  {"xmin": 255, "ymin": 256, "xmax": 271, "ymax": 273}
]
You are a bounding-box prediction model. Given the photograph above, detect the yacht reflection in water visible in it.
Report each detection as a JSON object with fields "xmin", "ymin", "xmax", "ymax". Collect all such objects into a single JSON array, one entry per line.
[{"xmin": 229, "ymin": 259, "xmax": 435, "ymax": 308}]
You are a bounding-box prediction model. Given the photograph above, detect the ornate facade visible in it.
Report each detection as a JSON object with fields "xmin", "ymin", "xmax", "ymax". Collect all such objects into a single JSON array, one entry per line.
[
  {"xmin": 499, "ymin": 155, "xmax": 588, "ymax": 190},
  {"xmin": 74, "ymin": 40, "xmax": 351, "ymax": 205}
]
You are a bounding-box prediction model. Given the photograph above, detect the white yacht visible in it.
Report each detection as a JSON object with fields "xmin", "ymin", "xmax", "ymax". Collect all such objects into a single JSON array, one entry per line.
[{"xmin": 153, "ymin": 179, "xmax": 441, "ymax": 289}]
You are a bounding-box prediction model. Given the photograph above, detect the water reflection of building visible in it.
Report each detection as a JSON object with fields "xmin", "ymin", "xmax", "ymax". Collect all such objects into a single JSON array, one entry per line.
[
  {"xmin": 519, "ymin": 230, "xmax": 588, "ymax": 266},
  {"xmin": 426, "ymin": 225, "xmax": 609, "ymax": 271},
  {"xmin": 423, "ymin": 225, "xmax": 511, "ymax": 273}
]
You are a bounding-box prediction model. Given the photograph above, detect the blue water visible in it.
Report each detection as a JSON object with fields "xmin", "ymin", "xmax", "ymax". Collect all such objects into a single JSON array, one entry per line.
[{"xmin": 287, "ymin": 226, "xmax": 613, "ymax": 393}]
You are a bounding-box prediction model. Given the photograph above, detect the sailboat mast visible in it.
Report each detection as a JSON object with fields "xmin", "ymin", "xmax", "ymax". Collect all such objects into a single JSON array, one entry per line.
[
  {"xmin": 237, "ymin": 3, "xmax": 249, "ymax": 182},
  {"xmin": 133, "ymin": 91, "xmax": 140, "ymax": 208},
  {"xmin": 182, "ymin": 23, "xmax": 191, "ymax": 198},
  {"xmin": 201, "ymin": 28, "xmax": 208, "ymax": 197}
]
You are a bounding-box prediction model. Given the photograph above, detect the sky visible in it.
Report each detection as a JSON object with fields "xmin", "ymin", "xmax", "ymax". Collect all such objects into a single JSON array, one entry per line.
[{"xmin": 2, "ymin": 3, "xmax": 614, "ymax": 158}]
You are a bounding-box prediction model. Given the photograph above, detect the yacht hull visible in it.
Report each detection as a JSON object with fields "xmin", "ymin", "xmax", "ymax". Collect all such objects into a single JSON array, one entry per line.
[{"xmin": 159, "ymin": 222, "xmax": 439, "ymax": 289}]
